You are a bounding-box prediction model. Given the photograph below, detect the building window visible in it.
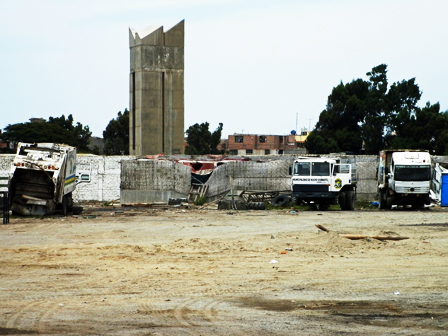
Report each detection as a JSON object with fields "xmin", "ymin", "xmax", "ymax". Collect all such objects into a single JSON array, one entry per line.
[
  {"xmin": 234, "ymin": 136, "xmax": 243, "ymax": 143},
  {"xmin": 278, "ymin": 150, "xmax": 284, "ymax": 155},
  {"xmin": 229, "ymin": 150, "xmax": 237, "ymax": 155},
  {"xmin": 246, "ymin": 149, "xmax": 253, "ymax": 154},
  {"xmin": 259, "ymin": 135, "xmax": 266, "ymax": 143},
  {"xmin": 265, "ymin": 149, "xmax": 270, "ymax": 155},
  {"xmin": 279, "ymin": 137, "xmax": 284, "ymax": 143}
]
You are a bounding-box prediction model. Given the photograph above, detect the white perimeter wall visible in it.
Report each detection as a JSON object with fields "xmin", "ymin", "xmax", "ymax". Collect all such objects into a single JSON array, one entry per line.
[{"xmin": 1, "ymin": 154, "xmax": 447, "ymax": 203}]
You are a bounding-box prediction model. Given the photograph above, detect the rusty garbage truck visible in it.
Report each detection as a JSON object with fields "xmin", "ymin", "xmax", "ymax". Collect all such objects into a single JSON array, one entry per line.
[{"xmin": 8, "ymin": 143, "xmax": 77, "ymax": 216}]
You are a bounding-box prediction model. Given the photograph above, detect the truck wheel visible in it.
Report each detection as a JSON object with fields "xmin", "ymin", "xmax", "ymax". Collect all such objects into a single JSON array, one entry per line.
[
  {"xmin": 339, "ymin": 191, "xmax": 347, "ymax": 210},
  {"xmin": 271, "ymin": 195, "xmax": 289, "ymax": 207},
  {"xmin": 378, "ymin": 190, "xmax": 387, "ymax": 209},
  {"xmin": 247, "ymin": 202, "xmax": 266, "ymax": 210},
  {"xmin": 378, "ymin": 191, "xmax": 385, "ymax": 209},
  {"xmin": 345, "ymin": 190, "xmax": 355, "ymax": 210},
  {"xmin": 62, "ymin": 195, "xmax": 68, "ymax": 216},
  {"xmin": 67, "ymin": 192, "xmax": 73, "ymax": 211}
]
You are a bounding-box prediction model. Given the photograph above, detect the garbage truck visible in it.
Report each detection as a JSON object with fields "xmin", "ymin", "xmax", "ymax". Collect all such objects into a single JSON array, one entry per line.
[
  {"xmin": 8, "ymin": 142, "xmax": 77, "ymax": 216},
  {"xmin": 291, "ymin": 156, "xmax": 357, "ymax": 210},
  {"xmin": 377, "ymin": 149, "xmax": 432, "ymax": 209}
]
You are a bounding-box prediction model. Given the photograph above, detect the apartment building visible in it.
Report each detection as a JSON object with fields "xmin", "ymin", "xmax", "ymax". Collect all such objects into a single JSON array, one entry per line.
[{"xmin": 227, "ymin": 134, "xmax": 298, "ymax": 155}]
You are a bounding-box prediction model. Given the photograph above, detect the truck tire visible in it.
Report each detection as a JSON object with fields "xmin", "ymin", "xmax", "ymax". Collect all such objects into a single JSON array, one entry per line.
[
  {"xmin": 61, "ymin": 193, "xmax": 73, "ymax": 216},
  {"xmin": 271, "ymin": 195, "xmax": 290, "ymax": 207},
  {"xmin": 339, "ymin": 191, "xmax": 347, "ymax": 210},
  {"xmin": 62, "ymin": 195, "xmax": 68, "ymax": 216},
  {"xmin": 247, "ymin": 202, "xmax": 266, "ymax": 210},
  {"xmin": 378, "ymin": 190, "xmax": 386, "ymax": 209},
  {"xmin": 345, "ymin": 190, "xmax": 355, "ymax": 210}
]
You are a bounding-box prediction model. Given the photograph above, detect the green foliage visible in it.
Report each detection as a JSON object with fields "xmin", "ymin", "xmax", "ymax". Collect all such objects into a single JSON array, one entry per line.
[
  {"xmin": 185, "ymin": 122, "xmax": 223, "ymax": 155},
  {"xmin": 306, "ymin": 78, "xmax": 369, "ymax": 154},
  {"xmin": 103, "ymin": 109, "xmax": 129, "ymax": 155},
  {"xmin": 194, "ymin": 196, "xmax": 207, "ymax": 206},
  {"xmin": 307, "ymin": 64, "xmax": 448, "ymax": 155},
  {"xmin": 2, "ymin": 114, "xmax": 91, "ymax": 151}
]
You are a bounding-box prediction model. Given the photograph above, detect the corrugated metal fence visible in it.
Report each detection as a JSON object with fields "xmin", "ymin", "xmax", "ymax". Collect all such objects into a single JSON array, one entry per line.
[{"xmin": 206, "ymin": 160, "xmax": 294, "ymax": 199}]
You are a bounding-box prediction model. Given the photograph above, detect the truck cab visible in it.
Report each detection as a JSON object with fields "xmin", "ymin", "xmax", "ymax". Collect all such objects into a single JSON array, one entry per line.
[
  {"xmin": 291, "ymin": 157, "xmax": 356, "ymax": 210},
  {"xmin": 378, "ymin": 150, "xmax": 431, "ymax": 209}
]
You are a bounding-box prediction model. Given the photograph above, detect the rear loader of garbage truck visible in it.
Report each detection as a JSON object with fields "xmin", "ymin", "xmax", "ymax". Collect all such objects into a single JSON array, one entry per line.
[
  {"xmin": 377, "ymin": 149, "xmax": 431, "ymax": 209},
  {"xmin": 8, "ymin": 143, "xmax": 77, "ymax": 216},
  {"xmin": 291, "ymin": 157, "xmax": 357, "ymax": 210}
]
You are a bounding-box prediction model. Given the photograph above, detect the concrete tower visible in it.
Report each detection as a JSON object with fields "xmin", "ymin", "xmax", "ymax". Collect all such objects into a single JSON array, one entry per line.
[{"xmin": 129, "ymin": 20, "xmax": 184, "ymax": 155}]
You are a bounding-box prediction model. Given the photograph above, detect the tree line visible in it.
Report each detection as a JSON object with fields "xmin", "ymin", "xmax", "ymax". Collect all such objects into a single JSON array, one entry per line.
[
  {"xmin": 0, "ymin": 108, "xmax": 224, "ymax": 155},
  {"xmin": 0, "ymin": 111, "xmax": 130, "ymax": 155},
  {"xmin": 305, "ymin": 64, "xmax": 448, "ymax": 155}
]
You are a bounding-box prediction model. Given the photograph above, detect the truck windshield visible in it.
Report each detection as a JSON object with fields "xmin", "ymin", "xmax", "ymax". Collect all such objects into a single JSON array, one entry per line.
[
  {"xmin": 312, "ymin": 162, "xmax": 330, "ymax": 176},
  {"xmin": 294, "ymin": 162, "xmax": 310, "ymax": 176},
  {"xmin": 394, "ymin": 165, "xmax": 431, "ymax": 181}
]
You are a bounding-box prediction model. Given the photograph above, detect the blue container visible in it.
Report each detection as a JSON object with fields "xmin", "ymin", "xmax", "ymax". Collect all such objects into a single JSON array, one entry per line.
[{"xmin": 442, "ymin": 174, "xmax": 448, "ymax": 207}]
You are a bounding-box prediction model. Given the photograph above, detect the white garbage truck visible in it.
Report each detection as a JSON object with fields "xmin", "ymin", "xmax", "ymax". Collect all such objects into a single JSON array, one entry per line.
[
  {"xmin": 377, "ymin": 149, "xmax": 432, "ymax": 209},
  {"xmin": 291, "ymin": 156, "xmax": 357, "ymax": 210},
  {"xmin": 8, "ymin": 142, "xmax": 77, "ymax": 216}
]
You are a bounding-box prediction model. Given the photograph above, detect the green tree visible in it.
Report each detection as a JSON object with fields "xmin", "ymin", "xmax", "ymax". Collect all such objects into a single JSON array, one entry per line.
[
  {"xmin": 361, "ymin": 64, "xmax": 389, "ymax": 154},
  {"xmin": 307, "ymin": 64, "xmax": 432, "ymax": 155},
  {"xmin": 48, "ymin": 114, "xmax": 92, "ymax": 151},
  {"xmin": 2, "ymin": 114, "xmax": 92, "ymax": 152},
  {"xmin": 103, "ymin": 109, "xmax": 129, "ymax": 155},
  {"xmin": 400, "ymin": 102, "xmax": 448, "ymax": 154},
  {"xmin": 2, "ymin": 122, "xmax": 75, "ymax": 145},
  {"xmin": 185, "ymin": 122, "xmax": 223, "ymax": 155},
  {"xmin": 306, "ymin": 78, "xmax": 369, "ymax": 154}
]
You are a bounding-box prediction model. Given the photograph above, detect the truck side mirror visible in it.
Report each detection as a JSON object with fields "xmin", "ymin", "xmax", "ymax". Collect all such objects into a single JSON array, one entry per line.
[{"xmin": 289, "ymin": 167, "xmax": 292, "ymax": 175}]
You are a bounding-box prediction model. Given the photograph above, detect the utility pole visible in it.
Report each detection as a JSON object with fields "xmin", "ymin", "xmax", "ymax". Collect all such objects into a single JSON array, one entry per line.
[{"xmin": 296, "ymin": 113, "xmax": 298, "ymax": 133}]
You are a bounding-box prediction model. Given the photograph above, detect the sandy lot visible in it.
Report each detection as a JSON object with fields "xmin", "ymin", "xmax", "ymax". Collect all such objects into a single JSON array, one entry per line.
[{"xmin": 0, "ymin": 204, "xmax": 448, "ymax": 335}]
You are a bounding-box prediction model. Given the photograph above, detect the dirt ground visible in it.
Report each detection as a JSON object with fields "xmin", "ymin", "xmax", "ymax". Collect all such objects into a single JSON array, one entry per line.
[{"xmin": 1, "ymin": 204, "xmax": 448, "ymax": 335}]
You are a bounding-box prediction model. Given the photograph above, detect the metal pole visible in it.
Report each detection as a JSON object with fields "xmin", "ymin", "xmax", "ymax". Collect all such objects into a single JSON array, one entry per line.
[
  {"xmin": 1, "ymin": 192, "xmax": 9, "ymax": 225},
  {"xmin": 296, "ymin": 113, "xmax": 298, "ymax": 133}
]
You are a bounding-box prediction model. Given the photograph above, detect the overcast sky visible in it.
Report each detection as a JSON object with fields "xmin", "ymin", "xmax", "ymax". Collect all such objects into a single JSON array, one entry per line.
[{"xmin": 1, "ymin": 0, "xmax": 447, "ymax": 138}]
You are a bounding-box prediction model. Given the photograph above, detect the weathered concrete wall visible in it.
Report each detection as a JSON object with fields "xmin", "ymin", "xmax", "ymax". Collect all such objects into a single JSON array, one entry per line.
[
  {"xmin": 351, "ymin": 155, "xmax": 378, "ymax": 201},
  {"xmin": 74, "ymin": 155, "xmax": 137, "ymax": 202},
  {"xmin": 432, "ymin": 156, "xmax": 448, "ymax": 164},
  {"xmin": 0, "ymin": 154, "xmax": 14, "ymax": 191},
  {"xmin": 120, "ymin": 160, "xmax": 191, "ymax": 204}
]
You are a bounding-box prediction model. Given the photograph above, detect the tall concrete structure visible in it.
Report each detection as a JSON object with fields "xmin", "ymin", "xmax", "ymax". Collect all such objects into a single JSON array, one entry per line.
[{"xmin": 129, "ymin": 20, "xmax": 184, "ymax": 155}]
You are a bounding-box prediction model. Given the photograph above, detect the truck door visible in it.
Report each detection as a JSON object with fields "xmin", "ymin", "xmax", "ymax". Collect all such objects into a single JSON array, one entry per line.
[
  {"xmin": 63, "ymin": 149, "xmax": 77, "ymax": 196},
  {"xmin": 332, "ymin": 164, "xmax": 351, "ymax": 190}
]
